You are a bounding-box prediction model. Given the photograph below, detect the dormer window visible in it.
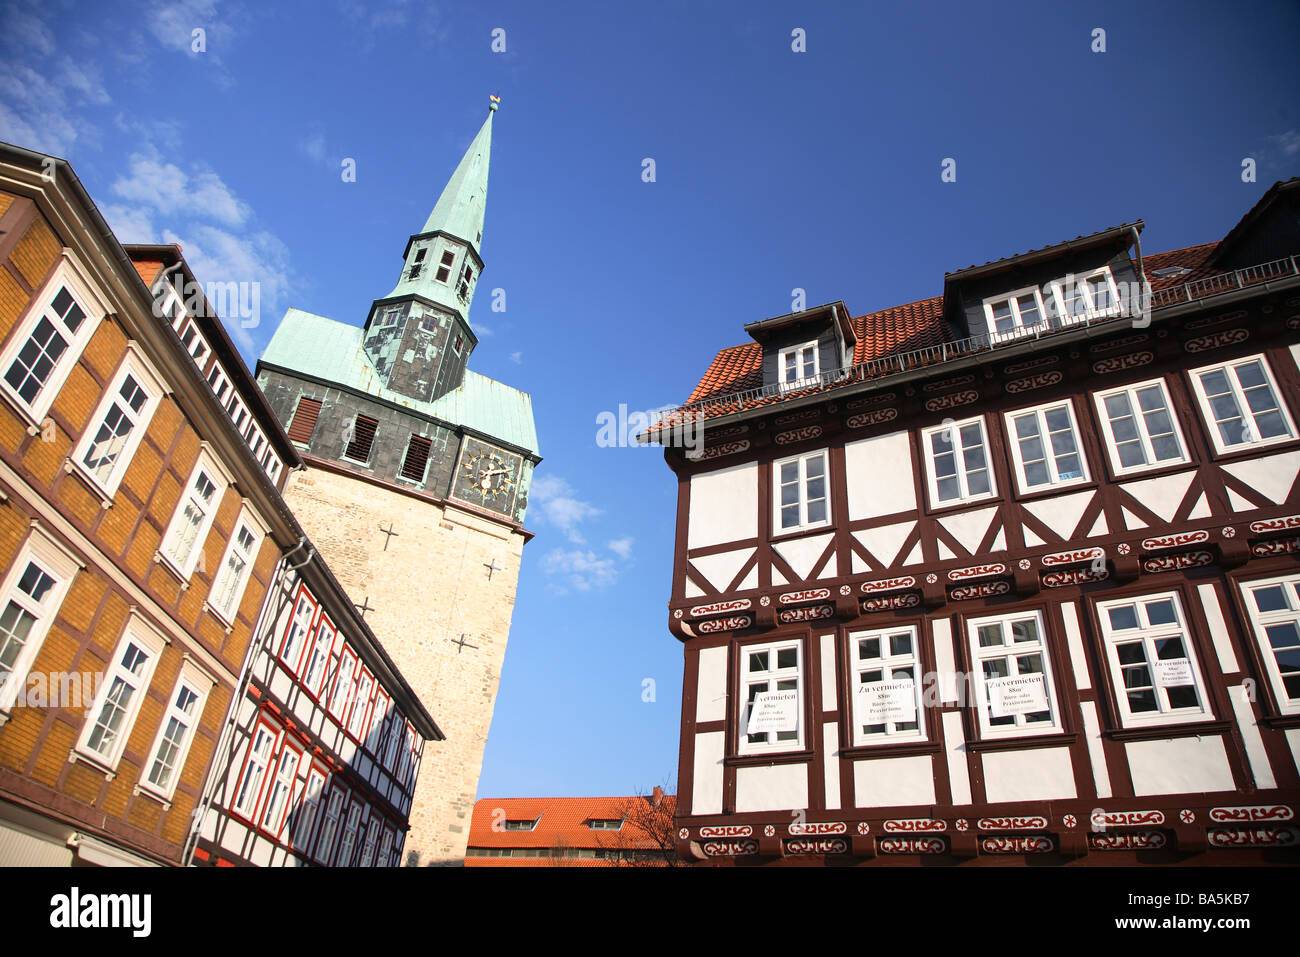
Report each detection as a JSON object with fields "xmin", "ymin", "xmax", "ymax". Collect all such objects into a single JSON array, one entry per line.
[
  {"xmin": 457, "ymin": 265, "xmax": 474, "ymax": 301},
  {"xmin": 436, "ymin": 250, "xmax": 455, "ymax": 283},
  {"xmin": 588, "ymin": 818, "xmax": 624, "ymax": 830},
  {"xmin": 982, "ymin": 287, "xmax": 1046, "ymax": 339},
  {"xmin": 453, "ymin": 334, "xmax": 463, "ymax": 355},
  {"xmin": 414, "ymin": 248, "xmax": 427, "ymax": 263},
  {"xmin": 778, "ymin": 341, "xmax": 820, "ymax": 390},
  {"xmin": 1050, "ymin": 267, "xmax": 1122, "ymax": 323},
  {"xmin": 503, "ymin": 818, "xmax": 539, "ymax": 831}
]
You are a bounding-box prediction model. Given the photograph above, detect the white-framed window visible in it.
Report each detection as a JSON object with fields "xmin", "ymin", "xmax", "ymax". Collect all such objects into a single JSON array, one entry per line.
[
  {"xmin": 302, "ymin": 617, "xmax": 336, "ymax": 695},
  {"xmin": 314, "ymin": 783, "xmax": 345, "ymax": 865},
  {"xmin": 922, "ymin": 416, "xmax": 996, "ymax": 507},
  {"xmin": 290, "ymin": 766, "xmax": 327, "ymax": 855},
  {"xmin": 435, "ymin": 249, "xmax": 455, "ymax": 284},
  {"xmin": 778, "ymin": 340, "xmax": 820, "ymax": 391},
  {"xmin": 982, "ymin": 286, "xmax": 1047, "ymax": 339},
  {"xmin": 259, "ymin": 741, "xmax": 302, "ymax": 837},
  {"xmin": 377, "ymin": 826, "xmax": 395, "ymax": 868},
  {"xmin": 967, "ymin": 610, "xmax": 1062, "ymax": 739},
  {"xmin": 738, "ymin": 639, "xmax": 802, "ymax": 755},
  {"xmin": 1095, "ymin": 592, "xmax": 1212, "ymax": 727},
  {"xmin": 328, "ymin": 647, "xmax": 357, "ymax": 723},
  {"xmin": 347, "ymin": 668, "xmax": 374, "ymax": 741},
  {"xmin": 368, "ymin": 691, "xmax": 391, "ymax": 756},
  {"xmin": 0, "ymin": 528, "xmax": 79, "ymax": 717},
  {"xmin": 398, "ymin": 722, "xmax": 417, "ymax": 791},
  {"xmin": 1238, "ymin": 574, "xmax": 1300, "ymax": 716},
  {"xmin": 1004, "ymin": 400, "xmax": 1089, "ymax": 493},
  {"xmin": 72, "ymin": 346, "xmax": 164, "ymax": 499},
  {"xmin": 207, "ymin": 507, "xmax": 266, "ymax": 624},
  {"xmin": 773, "ymin": 450, "xmax": 830, "ymax": 533},
  {"xmin": 232, "ymin": 718, "xmax": 278, "ymax": 819},
  {"xmin": 850, "ymin": 626, "xmax": 925, "ymax": 745},
  {"xmin": 358, "ymin": 812, "xmax": 379, "ymax": 867},
  {"xmin": 0, "ymin": 257, "xmax": 106, "ymax": 424},
  {"xmin": 76, "ymin": 614, "xmax": 166, "ymax": 769},
  {"xmin": 383, "ymin": 708, "xmax": 405, "ymax": 772},
  {"xmin": 1093, "ymin": 378, "xmax": 1189, "ymax": 476},
  {"xmin": 279, "ymin": 590, "xmax": 317, "ymax": 673},
  {"xmin": 159, "ymin": 448, "xmax": 230, "ymax": 580},
  {"xmin": 335, "ymin": 798, "xmax": 363, "ymax": 866},
  {"xmin": 140, "ymin": 661, "xmax": 211, "ymax": 800},
  {"xmin": 1050, "ymin": 267, "xmax": 1122, "ymax": 323},
  {"xmin": 1188, "ymin": 354, "xmax": 1296, "ymax": 455}
]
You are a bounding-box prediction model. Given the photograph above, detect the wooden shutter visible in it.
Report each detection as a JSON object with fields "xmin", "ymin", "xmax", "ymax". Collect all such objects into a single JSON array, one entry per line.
[
  {"xmin": 288, "ymin": 396, "xmax": 322, "ymax": 444},
  {"xmin": 345, "ymin": 414, "xmax": 378, "ymax": 462},
  {"xmin": 400, "ymin": 435, "xmax": 431, "ymax": 481}
]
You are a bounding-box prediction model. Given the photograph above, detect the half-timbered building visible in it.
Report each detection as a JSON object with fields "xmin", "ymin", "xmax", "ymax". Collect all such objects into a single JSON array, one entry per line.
[
  {"xmin": 0, "ymin": 145, "xmax": 296, "ymax": 865},
  {"xmin": 646, "ymin": 179, "xmax": 1300, "ymax": 864}
]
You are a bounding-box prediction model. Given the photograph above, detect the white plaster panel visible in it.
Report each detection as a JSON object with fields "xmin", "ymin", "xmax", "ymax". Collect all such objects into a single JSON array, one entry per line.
[
  {"xmin": 1125, "ymin": 736, "xmax": 1235, "ymax": 796},
  {"xmin": 689, "ymin": 547, "xmax": 754, "ymax": 593},
  {"xmin": 696, "ymin": 646, "xmax": 728, "ymax": 724},
  {"xmin": 937, "ymin": 505, "xmax": 999, "ymax": 555},
  {"xmin": 688, "ymin": 461, "xmax": 758, "ymax": 549},
  {"xmin": 1060, "ymin": 601, "xmax": 1091, "ymax": 690},
  {"xmin": 1079, "ymin": 701, "xmax": 1111, "ymax": 799},
  {"xmin": 1196, "ymin": 582, "xmax": 1240, "ymax": 674},
  {"xmin": 1023, "ymin": 490, "xmax": 1093, "ymax": 539},
  {"xmin": 820, "ymin": 633, "xmax": 837, "ymax": 711},
  {"xmin": 1118, "ymin": 471, "xmax": 1195, "ymax": 523},
  {"xmin": 852, "ymin": 522, "xmax": 914, "ymax": 568},
  {"xmin": 942, "ymin": 712, "xmax": 971, "ymax": 805},
  {"xmin": 1287, "ymin": 728, "xmax": 1300, "ymax": 777},
  {"xmin": 823, "ymin": 722, "xmax": 841, "ymax": 811},
  {"xmin": 1229, "ymin": 684, "xmax": 1276, "ymax": 789},
  {"xmin": 735, "ymin": 762, "xmax": 809, "ymax": 813},
  {"xmin": 844, "ymin": 431, "xmax": 915, "ymax": 520},
  {"xmin": 982, "ymin": 746, "xmax": 1077, "ymax": 804},
  {"xmin": 772, "ymin": 533, "xmax": 833, "ymax": 582},
  {"xmin": 931, "ymin": 618, "xmax": 957, "ymax": 703},
  {"xmin": 691, "ymin": 731, "xmax": 725, "ymax": 815},
  {"xmin": 852, "ymin": 755, "xmax": 936, "ymax": 808},
  {"xmin": 1222, "ymin": 451, "xmax": 1300, "ymax": 505}
]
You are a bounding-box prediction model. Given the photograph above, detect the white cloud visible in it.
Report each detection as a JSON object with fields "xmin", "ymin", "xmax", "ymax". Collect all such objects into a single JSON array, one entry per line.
[
  {"xmin": 111, "ymin": 150, "xmax": 249, "ymax": 227},
  {"xmin": 607, "ymin": 537, "xmax": 634, "ymax": 559},
  {"xmin": 101, "ymin": 204, "xmax": 157, "ymax": 244},
  {"xmin": 509, "ymin": 351, "xmax": 522, "ymax": 364},
  {"xmin": 1272, "ymin": 130, "xmax": 1300, "ymax": 157},
  {"xmin": 529, "ymin": 475, "xmax": 602, "ymax": 544},
  {"xmin": 542, "ymin": 548, "xmax": 618, "ymax": 592}
]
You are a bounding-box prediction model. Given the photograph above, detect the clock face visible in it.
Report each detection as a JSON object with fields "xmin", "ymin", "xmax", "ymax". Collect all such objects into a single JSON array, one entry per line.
[{"xmin": 453, "ymin": 439, "xmax": 521, "ymax": 513}]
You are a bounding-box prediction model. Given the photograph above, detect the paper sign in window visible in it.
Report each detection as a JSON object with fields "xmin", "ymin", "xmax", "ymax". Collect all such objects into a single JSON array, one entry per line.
[
  {"xmin": 986, "ymin": 674, "xmax": 1048, "ymax": 718},
  {"xmin": 857, "ymin": 680, "xmax": 917, "ymax": 724},
  {"xmin": 1154, "ymin": 658, "xmax": 1195, "ymax": 688},
  {"xmin": 746, "ymin": 690, "xmax": 798, "ymax": 734}
]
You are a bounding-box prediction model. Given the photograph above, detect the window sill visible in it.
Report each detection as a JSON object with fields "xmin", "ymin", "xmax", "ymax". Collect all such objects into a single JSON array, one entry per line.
[
  {"xmin": 965, "ymin": 731, "xmax": 1076, "ymax": 753},
  {"xmin": 770, "ymin": 522, "xmax": 833, "ymax": 543},
  {"xmin": 203, "ymin": 602, "xmax": 236, "ymax": 634},
  {"xmin": 926, "ymin": 493, "xmax": 999, "ymax": 515},
  {"xmin": 62, "ymin": 459, "xmax": 115, "ymax": 509},
  {"xmin": 1106, "ymin": 459, "xmax": 1195, "ymax": 483},
  {"xmin": 1259, "ymin": 713, "xmax": 1300, "ymax": 730},
  {"xmin": 1011, "ymin": 477, "xmax": 1095, "ymax": 503},
  {"xmin": 67, "ymin": 748, "xmax": 118, "ymax": 781},
  {"xmin": 840, "ymin": 739, "xmax": 942, "ymax": 760},
  {"xmin": 1202, "ymin": 435, "xmax": 1300, "ymax": 464},
  {"xmin": 132, "ymin": 782, "xmax": 173, "ymax": 811},
  {"xmin": 1104, "ymin": 719, "xmax": 1232, "ymax": 743},
  {"xmin": 725, "ymin": 748, "xmax": 814, "ymax": 768},
  {"xmin": 152, "ymin": 552, "xmax": 192, "ymax": 590}
]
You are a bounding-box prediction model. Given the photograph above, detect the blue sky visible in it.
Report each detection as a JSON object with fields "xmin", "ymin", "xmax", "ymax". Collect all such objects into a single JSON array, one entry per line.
[{"xmin": 2, "ymin": 0, "xmax": 1297, "ymax": 799}]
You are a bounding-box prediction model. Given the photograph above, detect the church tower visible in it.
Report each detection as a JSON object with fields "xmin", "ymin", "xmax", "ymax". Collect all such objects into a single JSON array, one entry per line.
[{"xmin": 254, "ymin": 97, "xmax": 541, "ymax": 865}]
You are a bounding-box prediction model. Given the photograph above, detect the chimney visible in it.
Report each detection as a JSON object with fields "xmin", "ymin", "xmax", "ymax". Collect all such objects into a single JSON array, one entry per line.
[{"xmin": 652, "ymin": 786, "xmax": 664, "ymax": 807}]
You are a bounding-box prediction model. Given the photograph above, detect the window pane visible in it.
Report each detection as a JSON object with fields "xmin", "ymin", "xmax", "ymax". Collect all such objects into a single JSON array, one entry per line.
[
  {"xmin": 776, "ymin": 647, "xmax": 797, "ymax": 669},
  {"xmin": 1145, "ymin": 600, "xmax": 1176, "ymax": 626},
  {"xmin": 889, "ymin": 633, "xmax": 912, "ymax": 657},
  {"xmin": 858, "ymin": 637, "xmax": 880, "ymax": 660},
  {"xmin": 1253, "ymin": 586, "xmax": 1289, "ymax": 613}
]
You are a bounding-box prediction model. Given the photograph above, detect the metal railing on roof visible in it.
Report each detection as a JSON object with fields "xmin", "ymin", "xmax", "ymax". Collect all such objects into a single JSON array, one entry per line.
[{"xmin": 649, "ymin": 254, "xmax": 1300, "ymax": 430}]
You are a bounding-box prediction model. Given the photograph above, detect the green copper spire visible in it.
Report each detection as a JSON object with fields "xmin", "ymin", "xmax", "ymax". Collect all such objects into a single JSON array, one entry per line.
[{"xmin": 421, "ymin": 104, "xmax": 493, "ymax": 248}]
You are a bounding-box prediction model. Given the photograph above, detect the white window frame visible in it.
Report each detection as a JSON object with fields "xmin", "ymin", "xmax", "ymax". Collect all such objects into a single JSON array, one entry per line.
[
  {"xmin": 159, "ymin": 446, "xmax": 231, "ymax": 581},
  {"xmin": 74, "ymin": 613, "xmax": 167, "ymax": 770},
  {"xmin": 1237, "ymin": 573, "xmax": 1300, "ymax": 716},
  {"xmin": 1003, "ymin": 399, "xmax": 1090, "ymax": 495},
  {"xmin": 358, "ymin": 810, "xmax": 379, "ymax": 867},
  {"xmin": 314, "ymin": 781, "xmax": 346, "ymax": 865},
  {"xmin": 777, "ymin": 340, "xmax": 820, "ymax": 391},
  {"xmin": 772, "ymin": 449, "xmax": 831, "ymax": 534},
  {"xmin": 966, "ymin": 609, "xmax": 1063, "ymax": 739},
  {"xmin": 1095, "ymin": 591, "xmax": 1213, "ymax": 728},
  {"xmin": 206, "ymin": 505, "xmax": 267, "ymax": 625},
  {"xmin": 279, "ymin": 589, "xmax": 318, "ymax": 674},
  {"xmin": 70, "ymin": 345, "xmax": 165, "ymax": 500},
  {"xmin": 981, "ymin": 285, "xmax": 1048, "ymax": 340},
  {"xmin": 139, "ymin": 659, "xmax": 212, "ymax": 801},
  {"xmin": 335, "ymin": 797, "xmax": 363, "ymax": 866},
  {"xmin": 849, "ymin": 625, "xmax": 926, "ymax": 745},
  {"xmin": 1187, "ymin": 354, "xmax": 1297, "ymax": 455},
  {"xmin": 259, "ymin": 739, "xmax": 303, "ymax": 838},
  {"xmin": 0, "ymin": 255, "xmax": 107, "ymax": 425},
  {"xmin": 0, "ymin": 527, "xmax": 80, "ymax": 719},
  {"xmin": 921, "ymin": 415, "xmax": 997, "ymax": 508},
  {"xmin": 290, "ymin": 765, "xmax": 327, "ymax": 855},
  {"xmin": 377, "ymin": 826, "xmax": 395, "ymax": 867},
  {"xmin": 302, "ymin": 616, "xmax": 336, "ymax": 695},
  {"xmin": 737, "ymin": 638, "xmax": 803, "ymax": 756},
  {"xmin": 383, "ymin": 708, "xmax": 405, "ymax": 772},
  {"xmin": 368, "ymin": 690, "xmax": 391, "ymax": 757},
  {"xmin": 232, "ymin": 717, "xmax": 279, "ymax": 820},
  {"xmin": 1049, "ymin": 267, "xmax": 1123, "ymax": 324},
  {"xmin": 347, "ymin": 667, "xmax": 374, "ymax": 741},
  {"xmin": 328, "ymin": 646, "xmax": 358, "ymax": 724},
  {"xmin": 1093, "ymin": 377, "xmax": 1191, "ymax": 477}
]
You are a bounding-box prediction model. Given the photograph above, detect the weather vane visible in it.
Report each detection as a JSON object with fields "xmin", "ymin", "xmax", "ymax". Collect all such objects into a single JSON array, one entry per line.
[{"xmin": 489, "ymin": 93, "xmax": 501, "ymax": 112}]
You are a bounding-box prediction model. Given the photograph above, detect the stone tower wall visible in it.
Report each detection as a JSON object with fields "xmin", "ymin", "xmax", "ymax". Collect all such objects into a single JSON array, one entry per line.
[{"xmin": 284, "ymin": 465, "xmax": 523, "ymax": 864}]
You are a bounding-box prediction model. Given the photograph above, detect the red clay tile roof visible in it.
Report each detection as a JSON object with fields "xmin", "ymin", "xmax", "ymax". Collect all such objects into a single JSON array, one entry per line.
[
  {"xmin": 467, "ymin": 795, "xmax": 675, "ymax": 852},
  {"xmin": 680, "ymin": 240, "xmax": 1235, "ymax": 413}
]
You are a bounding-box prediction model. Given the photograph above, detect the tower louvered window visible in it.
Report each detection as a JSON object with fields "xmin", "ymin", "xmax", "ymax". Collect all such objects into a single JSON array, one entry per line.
[
  {"xmin": 345, "ymin": 414, "xmax": 378, "ymax": 463},
  {"xmin": 401, "ymin": 434, "xmax": 431, "ymax": 481},
  {"xmin": 287, "ymin": 396, "xmax": 322, "ymax": 444}
]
